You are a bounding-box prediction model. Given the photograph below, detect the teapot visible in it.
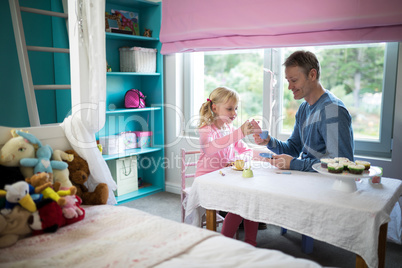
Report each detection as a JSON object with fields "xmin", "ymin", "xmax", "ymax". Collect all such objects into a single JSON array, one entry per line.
[{"xmin": 242, "ymin": 167, "xmax": 254, "ymax": 178}]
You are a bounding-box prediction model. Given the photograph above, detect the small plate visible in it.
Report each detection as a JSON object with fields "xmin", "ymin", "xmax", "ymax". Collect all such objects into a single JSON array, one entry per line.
[
  {"xmin": 259, "ymin": 153, "xmax": 273, "ymax": 158},
  {"xmin": 232, "ymin": 166, "xmax": 243, "ymax": 171}
]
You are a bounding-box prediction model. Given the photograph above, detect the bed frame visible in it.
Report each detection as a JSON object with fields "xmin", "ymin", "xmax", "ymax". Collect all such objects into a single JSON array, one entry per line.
[{"xmin": 0, "ymin": 124, "xmax": 70, "ymax": 151}]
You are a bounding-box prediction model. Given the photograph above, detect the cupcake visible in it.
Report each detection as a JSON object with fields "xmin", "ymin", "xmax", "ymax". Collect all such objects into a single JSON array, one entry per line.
[
  {"xmin": 348, "ymin": 164, "xmax": 365, "ymax": 174},
  {"xmin": 321, "ymin": 158, "xmax": 336, "ymax": 168},
  {"xmin": 355, "ymin": 160, "xmax": 371, "ymax": 170},
  {"xmin": 338, "ymin": 160, "xmax": 351, "ymax": 170},
  {"xmin": 334, "ymin": 157, "xmax": 350, "ymax": 162},
  {"xmin": 327, "ymin": 163, "xmax": 344, "ymax": 173}
]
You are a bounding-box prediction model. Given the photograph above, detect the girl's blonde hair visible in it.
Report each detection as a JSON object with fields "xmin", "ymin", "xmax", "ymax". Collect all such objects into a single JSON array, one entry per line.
[{"xmin": 198, "ymin": 86, "xmax": 239, "ymax": 128}]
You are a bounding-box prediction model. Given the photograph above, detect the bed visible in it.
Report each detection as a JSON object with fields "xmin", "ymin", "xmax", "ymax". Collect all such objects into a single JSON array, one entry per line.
[{"xmin": 0, "ymin": 124, "xmax": 321, "ymax": 267}]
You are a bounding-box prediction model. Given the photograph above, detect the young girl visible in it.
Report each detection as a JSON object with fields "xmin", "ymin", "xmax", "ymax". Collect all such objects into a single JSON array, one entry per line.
[{"xmin": 195, "ymin": 86, "xmax": 259, "ymax": 246}]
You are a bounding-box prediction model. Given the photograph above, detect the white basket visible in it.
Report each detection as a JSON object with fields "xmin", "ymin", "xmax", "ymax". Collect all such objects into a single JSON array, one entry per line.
[{"xmin": 119, "ymin": 47, "xmax": 157, "ymax": 73}]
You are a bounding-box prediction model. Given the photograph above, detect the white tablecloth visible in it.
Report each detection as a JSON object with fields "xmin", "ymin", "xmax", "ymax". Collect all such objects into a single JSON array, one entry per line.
[{"xmin": 185, "ymin": 161, "xmax": 402, "ymax": 268}]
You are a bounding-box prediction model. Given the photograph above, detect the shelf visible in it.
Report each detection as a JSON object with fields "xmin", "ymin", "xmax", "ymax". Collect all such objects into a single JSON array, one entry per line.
[
  {"xmin": 106, "ymin": 32, "xmax": 158, "ymax": 41},
  {"xmin": 107, "ymin": 0, "xmax": 159, "ymax": 9},
  {"xmin": 107, "ymin": 72, "xmax": 160, "ymax": 76},
  {"xmin": 102, "ymin": 147, "xmax": 162, "ymax": 161},
  {"xmin": 106, "ymin": 107, "xmax": 161, "ymax": 114},
  {"xmin": 115, "ymin": 185, "xmax": 163, "ymax": 204},
  {"xmin": 105, "ymin": 0, "xmax": 164, "ymax": 203}
]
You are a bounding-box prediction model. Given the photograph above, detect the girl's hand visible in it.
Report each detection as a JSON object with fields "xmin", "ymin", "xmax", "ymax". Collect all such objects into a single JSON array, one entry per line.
[
  {"xmin": 240, "ymin": 120, "xmax": 254, "ymax": 136},
  {"xmin": 250, "ymin": 119, "xmax": 262, "ymax": 134}
]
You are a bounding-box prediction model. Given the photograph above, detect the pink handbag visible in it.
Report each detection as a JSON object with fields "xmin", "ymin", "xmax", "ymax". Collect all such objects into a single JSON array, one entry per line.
[{"xmin": 124, "ymin": 89, "xmax": 146, "ymax": 108}]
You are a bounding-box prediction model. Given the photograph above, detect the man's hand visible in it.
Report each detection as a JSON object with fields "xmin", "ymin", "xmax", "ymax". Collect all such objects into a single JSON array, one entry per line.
[
  {"xmin": 265, "ymin": 154, "xmax": 293, "ymax": 170},
  {"xmin": 253, "ymin": 133, "xmax": 269, "ymax": 146}
]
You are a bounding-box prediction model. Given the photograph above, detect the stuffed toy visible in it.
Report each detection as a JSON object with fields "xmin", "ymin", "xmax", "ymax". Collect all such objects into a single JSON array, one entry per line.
[
  {"xmin": 1, "ymin": 181, "xmax": 41, "ymax": 215},
  {"xmin": 65, "ymin": 150, "xmax": 108, "ymax": 205},
  {"xmin": 62, "ymin": 195, "xmax": 84, "ymax": 219},
  {"xmin": 52, "ymin": 150, "xmax": 74, "ymax": 189},
  {"xmin": 25, "ymin": 173, "xmax": 77, "ymax": 207},
  {"xmin": 29, "ymin": 197, "xmax": 85, "ymax": 236},
  {"xmin": 17, "ymin": 130, "xmax": 68, "ymax": 182},
  {"xmin": 0, "ymin": 129, "xmax": 36, "ymax": 179},
  {"xmin": 0, "ymin": 205, "xmax": 32, "ymax": 248}
]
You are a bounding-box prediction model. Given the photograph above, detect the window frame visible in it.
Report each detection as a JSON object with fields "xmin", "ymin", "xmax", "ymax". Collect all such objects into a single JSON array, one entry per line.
[{"xmin": 183, "ymin": 43, "xmax": 399, "ymax": 158}]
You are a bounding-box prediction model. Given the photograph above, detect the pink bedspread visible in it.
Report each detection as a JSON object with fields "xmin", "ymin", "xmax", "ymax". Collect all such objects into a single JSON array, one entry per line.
[{"xmin": 0, "ymin": 205, "xmax": 217, "ymax": 267}]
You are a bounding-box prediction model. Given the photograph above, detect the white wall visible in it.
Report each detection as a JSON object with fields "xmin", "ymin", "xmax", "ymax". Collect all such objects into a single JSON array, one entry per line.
[{"xmin": 163, "ymin": 44, "xmax": 402, "ymax": 193}]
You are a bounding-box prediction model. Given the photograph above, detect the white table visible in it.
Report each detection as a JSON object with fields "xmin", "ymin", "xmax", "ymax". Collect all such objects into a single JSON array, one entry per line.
[{"xmin": 185, "ymin": 161, "xmax": 402, "ymax": 268}]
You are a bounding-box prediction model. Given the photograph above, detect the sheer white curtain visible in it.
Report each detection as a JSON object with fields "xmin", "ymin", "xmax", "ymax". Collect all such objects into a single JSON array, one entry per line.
[{"xmin": 63, "ymin": 0, "xmax": 117, "ymax": 205}]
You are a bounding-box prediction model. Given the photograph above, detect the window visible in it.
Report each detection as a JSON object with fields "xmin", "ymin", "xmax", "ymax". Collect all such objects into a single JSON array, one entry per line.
[
  {"xmin": 184, "ymin": 50, "xmax": 264, "ymax": 132},
  {"xmin": 184, "ymin": 43, "xmax": 398, "ymax": 158}
]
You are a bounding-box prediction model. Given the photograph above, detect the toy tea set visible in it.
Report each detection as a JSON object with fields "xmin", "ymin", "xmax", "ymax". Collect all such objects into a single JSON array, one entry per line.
[{"xmin": 232, "ymin": 159, "xmax": 253, "ymax": 178}]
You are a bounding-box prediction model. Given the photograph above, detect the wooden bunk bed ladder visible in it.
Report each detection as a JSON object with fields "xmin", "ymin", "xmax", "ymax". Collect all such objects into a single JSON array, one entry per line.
[{"xmin": 9, "ymin": 0, "xmax": 70, "ymax": 126}]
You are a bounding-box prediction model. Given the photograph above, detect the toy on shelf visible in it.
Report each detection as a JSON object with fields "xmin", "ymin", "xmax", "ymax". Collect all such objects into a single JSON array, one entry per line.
[{"xmin": 143, "ymin": 28, "xmax": 152, "ymax": 37}]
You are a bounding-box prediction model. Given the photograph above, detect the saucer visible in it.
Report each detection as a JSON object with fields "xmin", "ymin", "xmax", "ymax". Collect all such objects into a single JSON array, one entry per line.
[{"xmin": 232, "ymin": 166, "xmax": 243, "ymax": 171}]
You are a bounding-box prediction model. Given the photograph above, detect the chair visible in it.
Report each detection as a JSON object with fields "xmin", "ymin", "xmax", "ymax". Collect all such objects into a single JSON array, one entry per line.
[
  {"xmin": 281, "ymin": 228, "xmax": 314, "ymax": 254},
  {"xmin": 180, "ymin": 148, "xmax": 224, "ymax": 227}
]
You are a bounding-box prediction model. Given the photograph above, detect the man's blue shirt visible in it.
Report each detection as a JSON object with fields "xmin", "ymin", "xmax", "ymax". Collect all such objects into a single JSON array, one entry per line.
[{"xmin": 268, "ymin": 90, "xmax": 354, "ymax": 172}]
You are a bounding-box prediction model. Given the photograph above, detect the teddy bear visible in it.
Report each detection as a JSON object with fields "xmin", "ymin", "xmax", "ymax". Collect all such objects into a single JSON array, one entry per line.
[
  {"xmin": 65, "ymin": 150, "xmax": 109, "ymax": 205},
  {"xmin": 0, "ymin": 205, "xmax": 32, "ymax": 248},
  {"xmin": 25, "ymin": 173, "xmax": 77, "ymax": 207}
]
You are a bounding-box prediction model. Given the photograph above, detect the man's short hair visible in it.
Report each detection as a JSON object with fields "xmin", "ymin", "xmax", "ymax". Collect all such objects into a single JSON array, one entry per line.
[{"xmin": 283, "ymin": 50, "xmax": 321, "ymax": 80}]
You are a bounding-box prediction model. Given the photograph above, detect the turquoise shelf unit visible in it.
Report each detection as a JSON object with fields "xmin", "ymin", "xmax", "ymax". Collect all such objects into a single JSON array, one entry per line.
[{"xmin": 101, "ymin": 0, "xmax": 165, "ymax": 204}]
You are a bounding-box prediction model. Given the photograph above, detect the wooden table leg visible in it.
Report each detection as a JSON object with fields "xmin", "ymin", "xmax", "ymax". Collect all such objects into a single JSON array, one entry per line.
[
  {"xmin": 206, "ymin": 209, "xmax": 217, "ymax": 231},
  {"xmin": 355, "ymin": 223, "xmax": 388, "ymax": 268},
  {"xmin": 377, "ymin": 223, "xmax": 388, "ymax": 268}
]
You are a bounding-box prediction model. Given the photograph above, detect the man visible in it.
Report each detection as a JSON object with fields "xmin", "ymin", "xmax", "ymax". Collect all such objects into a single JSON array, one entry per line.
[{"xmin": 254, "ymin": 50, "xmax": 354, "ymax": 172}]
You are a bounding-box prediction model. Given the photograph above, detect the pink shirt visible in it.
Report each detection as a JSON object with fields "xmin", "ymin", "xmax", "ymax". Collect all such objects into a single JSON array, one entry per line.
[{"xmin": 195, "ymin": 124, "xmax": 251, "ymax": 177}]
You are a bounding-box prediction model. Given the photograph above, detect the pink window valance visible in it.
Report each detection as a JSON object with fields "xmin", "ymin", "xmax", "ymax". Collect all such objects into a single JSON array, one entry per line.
[{"xmin": 160, "ymin": 0, "xmax": 402, "ymax": 54}]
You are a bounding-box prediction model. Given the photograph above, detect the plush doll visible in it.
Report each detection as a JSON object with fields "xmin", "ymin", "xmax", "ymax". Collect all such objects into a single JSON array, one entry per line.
[
  {"xmin": 61, "ymin": 195, "xmax": 84, "ymax": 219},
  {"xmin": 17, "ymin": 130, "xmax": 68, "ymax": 182},
  {"xmin": 65, "ymin": 150, "xmax": 109, "ymax": 205},
  {"xmin": 1, "ymin": 181, "xmax": 41, "ymax": 215},
  {"xmin": 52, "ymin": 150, "xmax": 74, "ymax": 189},
  {"xmin": 0, "ymin": 206, "xmax": 32, "ymax": 248},
  {"xmin": 0, "ymin": 129, "xmax": 36, "ymax": 179},
  {"xmin": 25, "ymin": 173, "xmax": 77, "ymax": 207},
  {"xmin": 29, "ymin": 198, "xmax": 85, "ymax": 236}
]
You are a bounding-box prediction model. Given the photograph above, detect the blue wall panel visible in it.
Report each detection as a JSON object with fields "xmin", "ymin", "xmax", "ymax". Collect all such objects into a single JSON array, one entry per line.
[{"xmin": 0, "ymin": 0, "xmax": 71, "ymax": 127}]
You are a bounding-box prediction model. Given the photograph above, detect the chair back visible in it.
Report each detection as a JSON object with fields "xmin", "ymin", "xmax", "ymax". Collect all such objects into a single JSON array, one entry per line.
[{"xmin": 180, "ymin": 148, "xmax": 200, "ymax": 222}]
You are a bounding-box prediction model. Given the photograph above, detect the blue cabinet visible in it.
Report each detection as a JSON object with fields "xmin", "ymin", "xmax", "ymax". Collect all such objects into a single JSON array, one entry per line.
[{"xmin": 101, "ymin": 0, "xmax": 164, "ymax": 204}]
